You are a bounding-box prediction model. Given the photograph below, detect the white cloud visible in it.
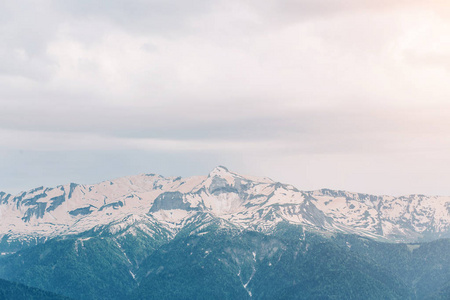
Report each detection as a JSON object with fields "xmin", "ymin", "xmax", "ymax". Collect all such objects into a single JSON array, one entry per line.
[{"xmin": 1, "ymin": 0, "xmax": 450, "ymax": 194}]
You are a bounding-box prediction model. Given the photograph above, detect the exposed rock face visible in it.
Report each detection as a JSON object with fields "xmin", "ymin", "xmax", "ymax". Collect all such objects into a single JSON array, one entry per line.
[{"xmin": 0, "ymin": 166, "xmax": 449, "ymax": 253}]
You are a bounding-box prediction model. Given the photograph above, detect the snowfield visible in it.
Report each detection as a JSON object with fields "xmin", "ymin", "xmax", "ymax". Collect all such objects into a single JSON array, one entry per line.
[{"xmin": 1, "ymin": 166, "xmax": 449, "ymax": 247}]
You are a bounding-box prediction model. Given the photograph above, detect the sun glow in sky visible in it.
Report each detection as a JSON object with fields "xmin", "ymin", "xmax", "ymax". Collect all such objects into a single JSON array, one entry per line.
[{"xmin": 1, "ymin": 0, "xmax": 450, "ymax": 195}]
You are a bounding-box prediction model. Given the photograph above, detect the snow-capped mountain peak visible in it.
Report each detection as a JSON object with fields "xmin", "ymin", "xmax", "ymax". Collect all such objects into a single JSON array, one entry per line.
[
  {"xmin": 208, "ymin": 165, "xmax": 231, "ymax": 177},
  {"xmin": 1, "ymin": 167, "xmax": 449, "ymax": 253}
]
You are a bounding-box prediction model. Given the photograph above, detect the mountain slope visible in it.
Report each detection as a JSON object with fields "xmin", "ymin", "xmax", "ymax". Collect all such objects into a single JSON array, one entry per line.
[
  {"xmin": 0, "ymin": 278, "xmax": 70, "ymax": 300},
  {"xmin": 0, "ymin": 211, "xmax": 448, "ymax": 299},
  {"xmin": 0, "ymin": 167, "xmax": 449, "ymax": 299},
  {"xmin": 1, "ymin": 223, "xmax": 421, "ymax": 300},
  {"xmin": 0, "ymin": 237, "xmax": 137, "ymax": 300},
  {"xmin": 133, "ymin": 224, "xmax": 410, "ymax": 300},
  {"xmin": 0, "ymin": 166, "xmax": 449, "ymax": 252}
]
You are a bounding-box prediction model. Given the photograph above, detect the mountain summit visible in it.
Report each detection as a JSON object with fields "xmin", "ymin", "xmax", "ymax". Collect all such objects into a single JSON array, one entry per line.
[{"xmin": 0, "ymin": 166, "xmax": 449, "ymax": 253}]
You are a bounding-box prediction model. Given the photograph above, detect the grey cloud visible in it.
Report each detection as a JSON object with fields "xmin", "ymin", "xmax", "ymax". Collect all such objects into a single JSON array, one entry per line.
[
  {"xmin": 0, "ymin": 1, "xmax": 61, "ymax": 80},
  {"xmin": 52, "ymin": 0, "xmax": 216, "ymax": 36},
  {"xmin": 244, "ymin": 0, "xmax": 439, "ymax": 15},
  {"xmin": 0, "ymin": 0, "xmax": 438, "ymax": 83},
  {"xmin": 2, "ymin": 100, "xmax": 446, "ymax": 155},
  {"xmin": 52, "ymin": 0, "xmax": 440, "ymax": 34},
  {"xmin": 236, "ymin": 0, "xmax": 426, "ymax": 26}
]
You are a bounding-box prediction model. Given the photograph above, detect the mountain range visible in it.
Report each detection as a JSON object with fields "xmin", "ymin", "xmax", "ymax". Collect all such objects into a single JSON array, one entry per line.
[{"xmin": 0, "ymin": 166, "xmax": 449, "ymax": 299}]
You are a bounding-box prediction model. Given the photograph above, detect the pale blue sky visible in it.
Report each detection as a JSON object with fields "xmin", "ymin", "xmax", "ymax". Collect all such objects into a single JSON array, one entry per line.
[{"xmin": 1, "ymin": 0, "xmax": 450, "ymax": 196}]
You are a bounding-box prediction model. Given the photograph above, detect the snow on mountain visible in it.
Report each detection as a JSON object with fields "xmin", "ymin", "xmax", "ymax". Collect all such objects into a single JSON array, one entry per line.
[{"xmin": 0, "ymin": 166, "xmax": 449, "ymax": 250}]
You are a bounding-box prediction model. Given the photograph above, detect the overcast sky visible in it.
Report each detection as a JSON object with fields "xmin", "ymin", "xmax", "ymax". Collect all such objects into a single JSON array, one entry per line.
[{"xmin": 1, "ymin": 0, "xmax": 450, "ymax": 196}]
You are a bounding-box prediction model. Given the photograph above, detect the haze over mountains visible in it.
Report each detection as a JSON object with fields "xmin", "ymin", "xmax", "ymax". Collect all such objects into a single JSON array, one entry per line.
[{"xmin": 0, "ymin": 167, "xmax": 449, "ymax": 299}]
